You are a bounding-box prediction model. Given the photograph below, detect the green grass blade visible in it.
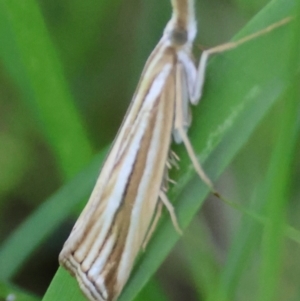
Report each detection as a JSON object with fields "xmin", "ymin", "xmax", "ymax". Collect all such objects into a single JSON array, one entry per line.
[
  {"xmin": 257, "ymin": 86, "xmax": 299, "ymax": 301},
  {"xmin": 257, "ymin": 13, "xmax": 300, "ymax": 301},
  {"xmin": 206, "ymin": 3, "xmax": 300, "ymax": 299},
  {"xmin": 0, "ymin": 0, "xmax": 94, "ymax": 178}
]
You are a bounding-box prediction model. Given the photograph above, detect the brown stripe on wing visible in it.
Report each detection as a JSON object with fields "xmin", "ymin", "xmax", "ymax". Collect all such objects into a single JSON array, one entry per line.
[
  {"xmin": 99, "ymin": 62, "xmax": 177, "ymax": 299},
  {"xmin": 103, "ymin": 96, "xmax": 161, "ymax": 299},
  {"xmin": 116, "ymin": 46, "xmax": 176, "ymax": 155},
  {"xmin": 113, "ymin": 61, "xmax": 177, "ymax": 298}
]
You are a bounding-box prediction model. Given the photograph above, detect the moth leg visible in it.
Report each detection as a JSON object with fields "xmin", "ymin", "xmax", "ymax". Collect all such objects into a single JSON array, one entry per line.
[
  {"xmin": 174, "ymin": 64, "xmax": 218, "ymax": 195},
  {"xmin": 180, "ymin": 17, "xmax": 292, "ymax": 194},
  {"xmin": 159, "ymin": 191, "xmax": 182, "ymax": 235},
  {"xmin": 142, "ymin": 201, "xmax": 163, "ymax": 250},
  {"xmin": 176, "ymin": 126, "xmax": 218, "ymax": 196},
  {"xmin": 191, "ymin": 17, "xmax": 292, "ymax": 103}
]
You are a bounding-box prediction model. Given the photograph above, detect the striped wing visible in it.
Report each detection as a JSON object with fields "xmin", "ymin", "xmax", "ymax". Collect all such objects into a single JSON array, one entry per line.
[{"xmin": 59, "ymin": 43, "xmax": 180, "ymax": 301}]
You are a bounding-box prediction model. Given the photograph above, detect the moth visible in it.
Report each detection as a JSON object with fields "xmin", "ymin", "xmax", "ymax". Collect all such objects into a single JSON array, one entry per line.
[{"xmin": 59, "ymin": 0, "xmax": 291, "ymax": 300}]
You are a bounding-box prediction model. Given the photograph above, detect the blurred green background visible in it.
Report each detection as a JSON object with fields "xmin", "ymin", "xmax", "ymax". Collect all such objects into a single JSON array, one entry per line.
[{"xmin": 0, "ymin": 0, "xmax": 299, "ymax": 300}]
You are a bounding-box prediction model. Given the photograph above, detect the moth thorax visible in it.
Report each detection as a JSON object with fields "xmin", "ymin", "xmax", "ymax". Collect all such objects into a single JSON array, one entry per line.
[{"xmin": 170, "ymin": 27, "xmax": 188, "ymax": 46}]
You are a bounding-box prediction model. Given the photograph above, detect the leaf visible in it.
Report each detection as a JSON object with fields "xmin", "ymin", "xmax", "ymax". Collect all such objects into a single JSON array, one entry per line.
[{"xmin": 0, "ymin": 0, "xmax": 94, "ymax": 179}]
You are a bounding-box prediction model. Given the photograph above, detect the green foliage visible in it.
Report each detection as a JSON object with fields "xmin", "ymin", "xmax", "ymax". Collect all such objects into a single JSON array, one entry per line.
[{"xmin": 0, "ymin": 0, "xmax": 95, "ymax": 179}]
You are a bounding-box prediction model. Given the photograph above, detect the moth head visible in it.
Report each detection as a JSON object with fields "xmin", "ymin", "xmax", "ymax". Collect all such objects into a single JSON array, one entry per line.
[{"xmin": 164, "ymin": 0, "xmax": 197, "ymax": 47}]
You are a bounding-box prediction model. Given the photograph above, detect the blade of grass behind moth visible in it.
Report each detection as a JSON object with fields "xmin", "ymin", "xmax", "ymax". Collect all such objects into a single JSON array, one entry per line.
[
  {"xmin": 257, "ymin": 23, "xmax": 300, "ymax": 301},
  {"xmin": 258, "ymin": 89, "xmax": 299, "ymax": 301},
  {"xmin": 44, "ymin": 269, "xmax": 87, "ymax": 301},
  {"xmin": 209, "ymin": 14, "xmax": 300, "ymax": 301}
]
